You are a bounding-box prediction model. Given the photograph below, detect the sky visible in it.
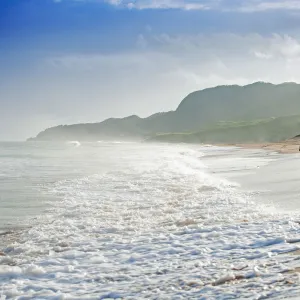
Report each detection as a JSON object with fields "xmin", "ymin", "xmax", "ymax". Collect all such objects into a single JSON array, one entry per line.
[{"xmin": 2, "ymin": 0, "xmax": 300, "ymax": 140}]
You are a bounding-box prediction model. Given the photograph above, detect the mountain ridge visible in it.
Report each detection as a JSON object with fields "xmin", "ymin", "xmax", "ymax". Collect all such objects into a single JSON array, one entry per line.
[{"xmin": 29, "ymin": 82, "xmax": 300, "ymax": 142}]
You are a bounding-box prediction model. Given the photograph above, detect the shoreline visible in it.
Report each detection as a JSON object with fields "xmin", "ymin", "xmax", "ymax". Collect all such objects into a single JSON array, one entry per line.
[{"xmin": 220, "ymin": 139, "xmax": 300, "ymax": 154}]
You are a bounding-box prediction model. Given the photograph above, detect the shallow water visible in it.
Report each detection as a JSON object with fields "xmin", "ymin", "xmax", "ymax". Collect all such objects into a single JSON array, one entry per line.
[{"xmin": 1, "ymin": 142, "xmax": 300, "ymax": 299}]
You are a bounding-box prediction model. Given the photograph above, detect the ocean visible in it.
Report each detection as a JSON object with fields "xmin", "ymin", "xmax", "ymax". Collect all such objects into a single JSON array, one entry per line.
[{"xmin": 1, "ymin": 141, "xmax": 300, "ymax": 299}]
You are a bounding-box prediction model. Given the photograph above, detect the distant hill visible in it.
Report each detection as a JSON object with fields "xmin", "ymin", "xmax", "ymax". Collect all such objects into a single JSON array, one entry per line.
[
  {"xmin": 29, "ymin": 82, "xmax": 300, "ymax": 142},
  {"xmin": 148, "ymin": 115, "xmax": 300, "ymax": 144}
]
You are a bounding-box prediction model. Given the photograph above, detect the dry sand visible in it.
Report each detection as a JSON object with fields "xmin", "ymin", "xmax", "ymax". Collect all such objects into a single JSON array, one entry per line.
[{"xmin": 223, "ymin": 139, "xmax": 300, "ymax": 154}]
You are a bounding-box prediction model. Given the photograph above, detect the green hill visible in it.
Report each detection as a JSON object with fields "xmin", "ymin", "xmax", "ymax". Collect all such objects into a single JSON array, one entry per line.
[
  {"xmin": 148, "ymin": 115, "xmax": 300, "ymax": 144},
  {"xmin": 29, "ymin": 82, "xmax": 300, "ymax": 142}
]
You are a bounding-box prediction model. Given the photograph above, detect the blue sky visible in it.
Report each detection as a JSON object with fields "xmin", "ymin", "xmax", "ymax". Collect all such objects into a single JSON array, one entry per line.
[{"xmin": 1, "ymin": 0, "xmax": 300, "ymax": 139}]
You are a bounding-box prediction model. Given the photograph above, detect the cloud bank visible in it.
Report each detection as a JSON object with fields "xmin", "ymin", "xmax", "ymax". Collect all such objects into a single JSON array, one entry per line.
[
  {"xmin": 49, "ymin": 33, "xmax": 300, "ymax": 84},
  {"xmin": 61, "ymin": 0, "xmax": 300, "ymax": 11}
]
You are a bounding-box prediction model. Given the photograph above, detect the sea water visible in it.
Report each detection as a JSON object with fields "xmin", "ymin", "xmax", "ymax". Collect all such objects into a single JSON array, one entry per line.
[{"xmin": 1, "ymin": 141, "xmax": 300, "ymax": 299}]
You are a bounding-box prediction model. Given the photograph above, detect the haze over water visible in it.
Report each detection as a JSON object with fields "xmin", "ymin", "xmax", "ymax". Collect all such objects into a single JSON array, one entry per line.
[{"xmin": 1, "ymin": 141, "xmax": 300, "ymax": 299}]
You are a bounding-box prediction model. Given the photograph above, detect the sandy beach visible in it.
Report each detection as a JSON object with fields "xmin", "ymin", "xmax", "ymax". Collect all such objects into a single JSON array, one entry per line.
[{"xmin": 224, "ymin": 138, "xmax": 300, "ymax": 154}]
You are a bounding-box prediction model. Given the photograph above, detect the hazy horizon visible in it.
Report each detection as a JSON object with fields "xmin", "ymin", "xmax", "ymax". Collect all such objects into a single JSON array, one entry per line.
[{"xmin": 2, "ymin": 0, "xmax": 300, "ymax": 140}]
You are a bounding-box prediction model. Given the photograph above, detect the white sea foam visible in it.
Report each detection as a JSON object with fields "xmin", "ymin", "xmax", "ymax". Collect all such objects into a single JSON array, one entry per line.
[
  {"xmin": 67, "ymin": 141, "xmax": 81, "ymax": 147},
  {"xmin": 1, "ymin": 142, "xmax": 300, "ymax": 299}
]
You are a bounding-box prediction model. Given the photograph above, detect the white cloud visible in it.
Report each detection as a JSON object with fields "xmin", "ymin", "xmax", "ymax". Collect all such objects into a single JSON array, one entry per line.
[
  {"xmin": 253, "ymin": 51, "xmax": 273, "ymax": 59},
  {"xmin": 103, "ymin": 0, "xmax": 208, "ymax": 10},
  {"xmin": 240, "ymin": 0, "xmax": 300, "ymax": 12},
  {"xmin": 68, "ymin": 0, "xmax": 300, "ymax": 11}
]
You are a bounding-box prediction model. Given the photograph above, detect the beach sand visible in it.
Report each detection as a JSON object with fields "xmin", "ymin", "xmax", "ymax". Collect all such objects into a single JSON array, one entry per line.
[{"xmin": 223, "ymin": 138, "xmax": 300, "ymax": 154}]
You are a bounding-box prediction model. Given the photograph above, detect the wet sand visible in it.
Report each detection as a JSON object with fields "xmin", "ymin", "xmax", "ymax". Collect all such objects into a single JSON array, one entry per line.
[{"xmin": 223, "ymin": 139, "xmax": 300, "ymax": 154}]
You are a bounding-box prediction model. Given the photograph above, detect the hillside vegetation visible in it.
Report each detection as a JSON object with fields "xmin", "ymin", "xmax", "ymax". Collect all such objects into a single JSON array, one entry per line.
[{"xmin": 148, "ymin": 115, "xmax": 300, "ymax": 144}]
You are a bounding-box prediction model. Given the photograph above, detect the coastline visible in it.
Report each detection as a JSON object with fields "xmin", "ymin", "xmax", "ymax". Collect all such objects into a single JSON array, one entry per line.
[{"xmin": 220, "ymin": 139, "xmax": 300, "ymax": 154}]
